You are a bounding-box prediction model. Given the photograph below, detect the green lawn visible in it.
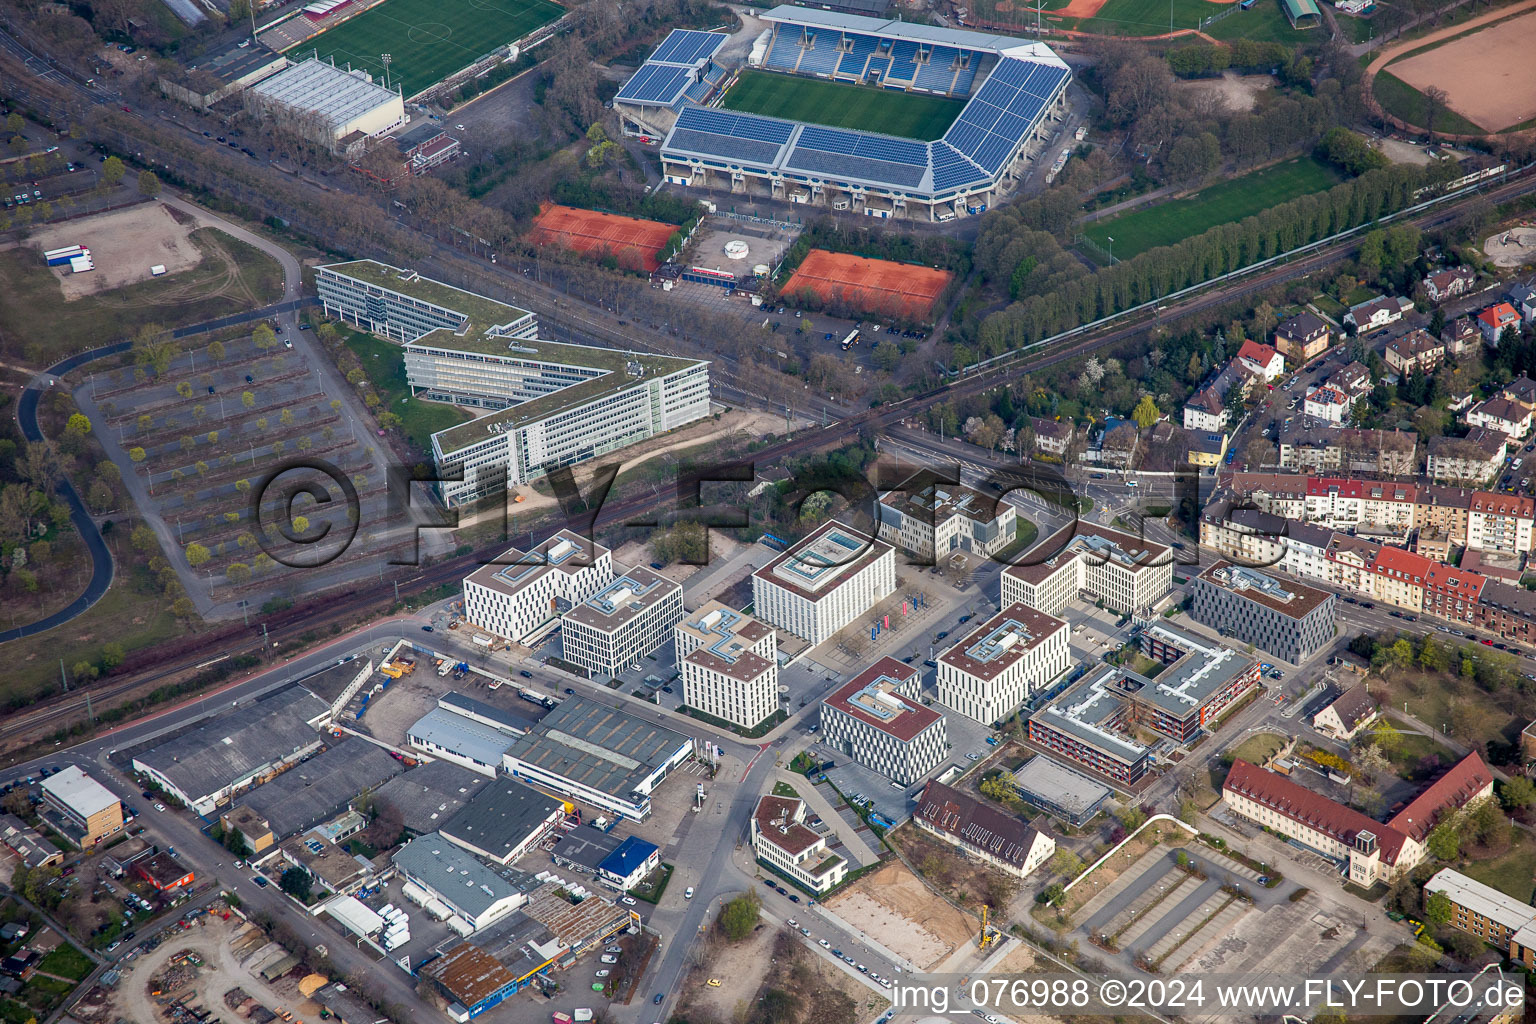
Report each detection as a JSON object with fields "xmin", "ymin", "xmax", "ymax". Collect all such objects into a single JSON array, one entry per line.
[
  {"xmin": 291, "ymin": 0, "xmax": 562, "ymax": 99},
  {"xmin": 1227, "ymin": 732, "xmax": 1285, "ymax": 765},
  {"xmin": 343, "ymin": 329, "xmax": 472, "ymax": 455},
  {"xmin": 720, "ymin": 69, "xmax": 965, "ymax": 140},
  {"xmin": 1372, "ymin": 70, "xmax": 1487, "ymax": 135},
  {"xmin": 1039, "ymin": 0, "xmax": 1308, "ymax": 39},
  {"xmin": 1083, "ymin": 156, "xmax": 1344, "ymax": 258},
  {"xmin": 1461, "ymin": 843, "xmax": 1536, "ymax": 904},
  {"xmin": 36, "ymin": 945, "xmax": 93, "ymax": 983},
  {"xmin": 1204, "ymin": 0, "xmax": 1314, "ymax": 43}
]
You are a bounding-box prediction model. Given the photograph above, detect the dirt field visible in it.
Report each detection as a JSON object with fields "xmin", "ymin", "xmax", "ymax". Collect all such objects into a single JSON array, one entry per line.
[
  {"xmin": 1377, "ymin": 137, "xmax": 1435, "ymax": 165},
  {"xmin": 782, "ymin": 250, "xmax": 953, "ymax": 322},
  {"xmin": 825, "ymin": 860, "xmax": 973, "ymax": 968},
  {"xmin": 1485, "ymin": 225, "xmax": 1536, "ymax": 268},
  {"xmin": 30, "ymin": 203, "xmax": 204, "ymax": 299},
  {"xmin": 1389, "ymin": 10, "xmax": 1536, "ymax": 132},
  {"xmin": 1172, "ymin": 71, "xmax": 1272, "ymax": 113},
  {"xmin": 531, "ymin": 204, "xmax": 677, "ymax": 272},
  {"xmin": 685, "ymin": 919, "xmax": 781, "ymax": 1019}
]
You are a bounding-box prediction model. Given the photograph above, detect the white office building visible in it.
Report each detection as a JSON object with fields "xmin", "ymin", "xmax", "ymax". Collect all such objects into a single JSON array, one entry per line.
[
  {"xmin": 675, "ymin": 602, "xmax": 779, "ymax": 730},
  {"xmin": 560, "ymin": 567, "xmax": 684, "ymax": 679},
  {"xmin": 820, "ymin": 657, "xmax": 946, "ymax": 786},
  {"xmin": 751, "ymin": 794, "xmax": 847, "ymax": 894},
  {"xmin": 462, "ymin": 530, "xmax": 614, "ymax": 646},
  {"xmin": 937, "ymin": 602, "xmax": 1070, "ymax": 725},
  {"xmin": 876, "ymin": 484, "xmax": 1016, "ymax": 561},
  {"xmin": 315, "ymin": 260, "xmax": 711, "ymax": 508},
  {"xmin": 1001, "ymin": 522, "xmax": 1172, "ymax": 617},
  {"xmin": 751, "ymin": 521, "xmax": 895, "ymax": 646}
]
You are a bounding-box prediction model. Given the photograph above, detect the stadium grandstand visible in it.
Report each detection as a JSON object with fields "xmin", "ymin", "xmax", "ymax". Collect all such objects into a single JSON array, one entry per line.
[
  {"xmin": 621, "ymin": 7, "xmax": 1070, "ymax": 221},
  {"xmin": 615, "ymin": 30, "xmax": 734, "ymax": 141}
]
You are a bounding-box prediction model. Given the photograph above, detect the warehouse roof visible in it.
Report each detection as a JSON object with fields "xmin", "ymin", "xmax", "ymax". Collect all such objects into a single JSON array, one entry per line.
[
  {"xmin": 407, "ymin": 707, "xmax": 518, "ymax": 767},
  {"xmin": 393, "ymin": 833, "xmax": 521, "ymax": 921},
  {"xmin": 131, "ymin": 685, "xmax": 328, "ymax": 802},
  {"xmin": 421, "ymin": 943, "xmax": 517, "ymax": 1009},
  {"xmin": 233, "ymin": 739, "xmax": 403, "ymax": 840},
  {"xmin": 42, "ymin": 766, "xmax": 119, "ymax": 819},
  {"xmin": 440, "ymin": 779, "xmax": 564, "ymax": 861},
  {"xmin": 250, "ymin": 57, "xmax": 399, "ymax": 133},
  {"xmin": 373, "ymin": 760, "xmax": 488, "ymax": 835},
  {"xmin": 503, "ymin": 698, "xmax": 691, "ymax": 801},
  {"xmin": 549, "ymin": 826, "xmax": 626, "ymax": 872}
]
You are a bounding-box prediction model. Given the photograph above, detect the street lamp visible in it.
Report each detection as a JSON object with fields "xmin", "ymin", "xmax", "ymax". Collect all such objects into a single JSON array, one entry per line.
[{"xmin": 1107, "ymin": 236, "xmax": 1114, "ymax": 264}]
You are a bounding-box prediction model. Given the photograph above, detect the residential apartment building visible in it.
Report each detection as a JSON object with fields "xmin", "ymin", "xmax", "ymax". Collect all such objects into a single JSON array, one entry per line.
[
  {"xmin": 751, "ymin": 795, "xmax": 847, "ymax": 893},
  {"xmin": 1478, "ymin": 301, "xmax": 1522, "ymax": 344},
  {"xmin": 913, "ymin": 781, "xmax": 1054, "ymax": 879},
  {"xmin": 41, "ymin": 767, "xmax": 123, "ymax": 845},
  {"xmin": 1464, "ymin": 397, "xmax": 1532, "ymax": 439},
  {"xmin": 820, "ymin": 658, "xmax": 947, "ymax": 785},
  {"xmin": 1312, "ymin": 683, "xmax": 1378, "ymax": 741},
  {"xmin": 936, "ymin": 603, "xmax": 1069, "ymax": 725},
  {"xmin": 463, "ymin": 530, "xmax": 614, "ymax": 645},
  {"xmin": 675, "ymin": 602, "xmax": 778, "ymax": 730},
  {"xmin": 876, "ymin": 484, "xmax": 1016, "ymax": 561},
  {"xmin": 1426, "ymin": 429, "xmax": 1507, "ymax": 485},
  {"xmin": 1275, "ymin": 312, "xmax": 1331, "ymax": 363},
  {"xmin": 1302, "ymin": 477, "xmax": 1417, "ymax": 538},
  {"xmin": 1502, "ymin": 375, "xmax": 1536, "ymax": 409},
  {"xmin": 1236, "ymin": 339, "xmax": 1285, "ymax": 381},
  {"xmin": 1508, "ymin": 281, "xmax": 1536, "ymax": 325},
  {"xmin": 1182, "ymin": 387, "xmax": 1228, "ymax": 433},
  {"xmin": 1467, "ymin": 493, "xmax": 1536, "ymax": 555},
  {"xmin": 1384, "ymin": 329, "xmax": 1446, "ymax": 375},
  {"xmin": 1422, "ymin": 266, "xmax": 1477, "ymax": 304},
  {"xmin": 560, "ymin": 566, "xmax": 684, "ymax": 678},
  {"xmin": 1189, "ymin": 561, "xmax": 1336, "ymax": 663},
  {"xmin": 1442, "ymin": 316, "xmax": 1482, "ymax": 357},
  {"xmin": 1424, "ymin": 869, "xmax": 1536, "ymax": 964},
  {"xmin": 1277, "ymin": 427, "xmax": 1417, "ymax": 475},
  {"xmin": 1001, "ymin": 522, "xmax": 1172, "ymax": 618},
  {"xmin": 316, "ymin": 261, "xmax": 711, "ymax": 508},
  {"xmin": 751, "ymin": 521, "xmax": 895, "ymax": 646},
  {"xmin": 1303, "ymin": 384, "xmax": 1352, "ymax": 424},
  {"xmin": 1031, "ymin": 417, "xmax": 1075, "ymax": 457}
]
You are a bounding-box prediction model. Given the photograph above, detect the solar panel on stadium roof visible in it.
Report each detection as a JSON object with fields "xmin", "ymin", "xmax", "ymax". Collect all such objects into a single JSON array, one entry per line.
[
  {"xmin": 667, "ymin": 128, "xmax": 784, "ymax": 165},
  {"xmin": 963, "ymin": 100, "xmax": 1005, "ymax": 134},
  {"xmin": 797, "ymin": 125, "xmax": 861, "ymax": 155},
  {"xmin": 618, "ymin": 63, "xmax": 691, "ymax": 103},
  {"xmin": 990, "ymin": 111, "xmax": 1029, "ymax": 141},
  {"xmin": 973, "ymin": 132, "xmax": 1015, "ymax": 172},
  {"xmin": 970, "ymin": 77, "xmax": 1018, "ymax": 109},
  {"xmin": 988, "ymin": 58, "xmax": 1030, "ymax": 88},
  {"xmin": 1003, "ymin": 89, "xmax": 1047, "ymax": 124},
  {"xmin": 929, "ymin": 142, "xmax": 989, "ymax": 190},
  {"xmin": 1018, "ymin": 62, "xmax": 1069, "ymax": 100},
  {"xmin": 856, "ymin": 135, "xmax": 926, "ymax": 165},
  {"xmin": 652, "ymin": 29, "xmax": 725, "ymax": 65},
  {"xmin": 944, "ymin": 121, "xmax": 987, "ymax": 157},
  {"xmin": 785, "ymin": 148, "xmax": 926, "ymax": 187}
]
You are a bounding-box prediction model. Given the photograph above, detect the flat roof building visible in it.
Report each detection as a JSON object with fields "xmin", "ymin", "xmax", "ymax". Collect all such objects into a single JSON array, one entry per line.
[
  {"xmin": 439, "ymin": 778, "xmax": 566, "ymax": 866},
  {"xmin": 246, "ymin": 58, "xmax": 405, "ymax": 151},
  {"xmin": 752, "ymin": 520, "xmax": 895, "ymax": 646},
  {"xmin": 373, "ymin": 760, "xmax": 488, "ymax": 836},
  {"xmin": 1191, "ymin": 561, "xmax": 1336, "ymax": 664},
  {"xmin": 561, "ymin": 566, "xmax": 684, "ymax": 679},
  {"xmin": 407, "ymin": 706, "xmax": 520, "ymax": 777},
  {"xmin": 1010, "ymin": 755, "xmax": 1111, "ymax": 826},
  {"xmin": 913, "ymin": 780, "xmax": 1054, "ymax": 879},
  {"xmin": 224, "ymin": 739, "xmax": 403, "ymax": 842},
  {"xmin": 463, "ymin": 530, "xmax": 614, "ymax": 647},
  {"xmin": 820, "ymin": 657, "xmax": 945, "ymax": 786},
  {"xmin": 937, "ymin": 602, "xmax": 1069, "ymax": 725},
  {"xmin": 316, "ymin": 261, "xmax": 710, "ymax": 508},
  {"xmin": 41, "ymin": 766, "xmax": 122, "ymax": 846},
  {"xmin": 751, "ymin": 794, "xmax": 847, "ymax": 894},
  {"xmin": 135, "ymin": 851, "xmax": 194, "ymax": 891},
  {"xmin": 420, "ymin": 942, "xmax": 521, "ymax": 1018},
  {"xmin": 131, "ymin": 685, "xmax": 329, "ymax": 814},
  {"xmin": 502, "ymin": 697, "xmax": 694, "ymax": 821},
  {"xmin": 876, "ymin": 483, "xmax": 1017, "ymax": 561},
  {"xmin": 1425, "ymin": 868, "xmax": 1536, "ymax": 958},
  {"xmin": 548, "ymin": 825, "xmax": 626, "ymax": 876},
  {"xmin": 1028, "ymin": 667, "xmax": 1151, "ymax": 784},
  {"xmin": 393, "ymin": 833, "xmax": 527, "ymax": 931},
  {"xmin": 676, "ymin": 602, "xmax": 779, "ymax": 731},
  {"xmin": 1002, "ymin": 522, "xmax": 1171, "ymax": 618}
]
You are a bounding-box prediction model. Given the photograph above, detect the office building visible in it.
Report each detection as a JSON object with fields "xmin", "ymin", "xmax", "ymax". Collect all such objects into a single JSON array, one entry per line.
[
  {"xmin": 1425, "ymin": 869, "xmax": 1536, "ymax": 966},
  {"xmin": 675, "ymin": 602, "xmax": 779, "ymax": 730},
  {"xmin": 41, "ymin": 767, "xmax": 122, "ymax": 845},
  {"xmin": 752, "ymin": 520, "xmax": 895, "ymax": 646},
  {"xmin": 560, "ymin": 566, "xmax": 684, "ymax": 679},
  {"xmin": 1001, "ymin": 522, "xmax": 1171, "ymax": 617},
  {"xmin": 876, "ymin": 484, "xmax": 1016, "ymax": 561},
  {"xmin": 820, "ymin": 657, "xmax": 946, "ymax": 786},
  {"xmin": 751, "ymin": 794, "xmax": 847, "ymax": 894},
  {"xmin": 316, "ymin": 260, "xmax": 710, "ymax": 508},
  {"xmin": 936, "ymin": 602, "xmax": 1069, "ymax": 725},
  {"xmin": 1189, "ymin": 561, "xmax": 1336, "ymax": 663},
  {"xmin": 462, "ymin": 530, "xmax": 614, "ymax": 646}
]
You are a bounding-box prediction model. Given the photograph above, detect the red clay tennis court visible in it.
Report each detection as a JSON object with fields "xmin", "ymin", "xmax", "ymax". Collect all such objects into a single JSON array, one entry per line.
[
  {"xmin": 530, "ymin": 204, "xmax": 678, "ymax": 272},
  {"xmin": 782, "ymin": 249, "xmax": 954, "ymax": 321}
]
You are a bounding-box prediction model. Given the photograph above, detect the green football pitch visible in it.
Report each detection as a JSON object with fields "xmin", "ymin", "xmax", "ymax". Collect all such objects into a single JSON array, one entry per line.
[
  {"xmin": 288, "ymin": 0, "xmax": 562, "ymax": 98},
  {"xmin": 719, "ymin": 69, "xmax": 966, "ymax": 141},
  {"xmin": 1083, "ymin": 155, "xmax": 1344, "ymax": 259}
]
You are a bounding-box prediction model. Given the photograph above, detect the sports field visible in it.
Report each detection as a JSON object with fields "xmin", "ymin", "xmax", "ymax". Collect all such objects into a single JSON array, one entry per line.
[
  {"xmin": 289, "ymin": 0, "xmax": 562, "ymax": 98},
  {"xmin": 983, "ymin": 0, "xmax": 1305, "ymax": 42},
  {"xmin": 1083, "ymin": 155, "xmax": 1343, "ymax": 259},
  {"xmin": 783, "ymin": 249, "xmax": 953, "ymax": 320},
  {"xmin": 720, "ymin": 69, "xmax": 965, "ymax": 141},
  {"xmin": 531, "ymin": 203, "xmax": 677, "ymax": 272}
]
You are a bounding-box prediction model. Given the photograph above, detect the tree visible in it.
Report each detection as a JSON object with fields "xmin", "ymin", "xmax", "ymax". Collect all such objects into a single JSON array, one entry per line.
[
  {"xmin": 65, "ymin": 413, "xmax": 92, "ymax": 437},
  {"xmin": 1132, "ymin": 395, "xmax": 1160, "ymax": 429},
  {"xmin": 242, "ymin": 390, "xmax": 256, "ymax": 409},
  {"xmin": 101, "ymin": 155, "xmax": 125, "ymax": 186},
  {"xmin": 1424, "ymin": 890, "xmax": 1453, "ymax": 926},
  {"xmin": 185, "ymin": 542, "xmax": 211, "ymax": 567},
  {"xmin": 208, "ymin": 340, "xmax": 226, "ymax": 361},
  {"xmin": 129, "ymin": 447, "xmax": 147, "ymax": 463},
  {"xmin": 719, "ymin": 893, "xmax": 760, "ymax": 941},
  {"xmin": 253, "ymin": 323, "xmax": 276, "ymax": 352},
  {"xmin": 1053, "ymin": 848, "xmax": 1085, "ymax": 877},
  {"xmin": 87, "ymin": 479, "xmax": 114, "ymax": 512},
  {"xmin": 290, "ymin": 515, "xmax": 309, "ymax": 536},
  {"xmin": 137, "ymin": 170, "xmax": 160, "ymax": 197},
  {"xmin": 1423, "ymin": 86, "xmax": 1449, "ymax": 143},
  {"xmin": 280, "ymin": 867, "xmax": 312, "ymax": 902},
  {"xmin": 1426, "ymin": 818, "xmax": 1461, "ymax": 861},
  {"xmin": 1500, "ymin": 775, "xmax": 1536, "ymax": 810}
]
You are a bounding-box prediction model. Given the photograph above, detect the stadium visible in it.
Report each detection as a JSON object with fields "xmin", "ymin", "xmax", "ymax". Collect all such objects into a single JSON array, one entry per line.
[{"xmin": 614, "ymin": 9, "xmax": 1071, "ymax": 221}]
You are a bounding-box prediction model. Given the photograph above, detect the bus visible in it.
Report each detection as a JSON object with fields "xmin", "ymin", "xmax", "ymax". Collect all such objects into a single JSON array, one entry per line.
[{"xmin": 840, "ymin": 330, "xmax": 860, "ymax": 351}]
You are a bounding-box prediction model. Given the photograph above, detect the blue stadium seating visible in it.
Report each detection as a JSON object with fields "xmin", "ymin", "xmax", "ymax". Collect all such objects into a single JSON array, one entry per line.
[
  {"xmin": 796, "ymin": 34, "xmax": 842, "ymax": 75},
  {"xmin": 866, "ymin": 56, "xmax": 891, "ymax": 80},
  {"xmin": 914, "ymin": 46, "xmax": 958, "ymax": 92},
  {"xmin": 764, "ymin": 30, "xmax": 801, "ymax": 71},
  {"xmin": 836, "ymin": 33, "xmax": 878, "ymax": 78},
  {"xmin": 952, "ymin": 58, "xmax": 977, "ymax": 95},
  {"xmin": 887, "ymin": 40, "xmax": 918, "ymax": 82}
]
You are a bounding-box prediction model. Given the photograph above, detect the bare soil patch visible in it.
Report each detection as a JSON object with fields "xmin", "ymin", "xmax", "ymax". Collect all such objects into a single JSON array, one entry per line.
[
  {"xmin": 1389, "ymin": 10, "xmax": 1536, "ymax": 132},
  {"xmin": 824, "ymin": 858, "xmax": 973, "ymax": 968},
  {"xmin": 1485, "ymin": 225, "xmax": 1536, "ymax": 268},
  {"xmin": 31, "ymin": 203, "xmax": 204, "ymax": 299},
  {"xmin": 682, "ymin": 918, "xmax": 780, "ymax": 1020},
  {"xmin": 1172, "ymin": 71, "xmax": 1272, "ymax": 113}
]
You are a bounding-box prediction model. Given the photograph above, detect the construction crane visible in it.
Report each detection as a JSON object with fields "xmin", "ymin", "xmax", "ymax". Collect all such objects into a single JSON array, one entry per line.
[{"xmin": 980, "ymin": 905, "xmax": 997, "ymax": 949}]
